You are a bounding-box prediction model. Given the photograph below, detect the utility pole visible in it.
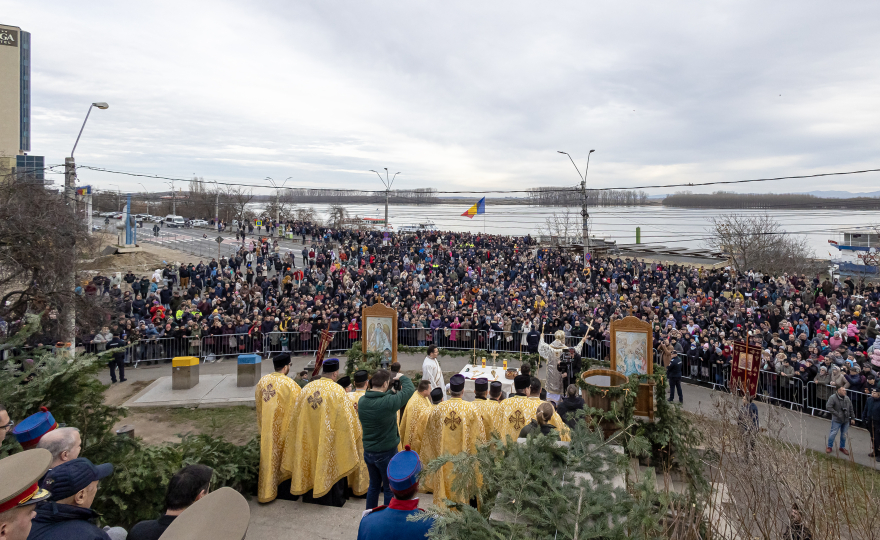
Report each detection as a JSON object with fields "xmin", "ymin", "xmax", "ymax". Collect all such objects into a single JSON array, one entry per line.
[
  {"xmin": 167, "ymin": 180, "xmax": 176, "ymax": 215},
  {"xmin": 558, "ymin": 149, "xmax": 595, "ymax": 267},
  {"xmin": 64, "ymin": 101, "xmax": 108, "ymax": 356},
  {"xmin": 369, "ymin": 168, "xmax": 400, "ymax": 228}
]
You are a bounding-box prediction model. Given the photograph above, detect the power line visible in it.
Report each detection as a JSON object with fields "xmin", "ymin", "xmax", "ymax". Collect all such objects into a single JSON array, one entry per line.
[{"xmin": 75, "ymin": 164, "xmax": 880, "ymax": 194}]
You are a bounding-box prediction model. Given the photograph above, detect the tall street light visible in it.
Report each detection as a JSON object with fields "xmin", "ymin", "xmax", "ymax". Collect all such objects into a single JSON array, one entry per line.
[
  {"xmin": 108, "ymin": 184, "xmax": 122, "ymax": 212},
  {"xmin": 138, "ymin": 182, "xmax": 151, "ymax": 215},
  {"xmin": 369, "ymin": 168, "xmax": 399, "ymax": 228},
  {"xmin": 266, "ymin": 176, "xmax": 292, "ymax": 227},
  {"xmin": 66, "ymin": 102, "xmax": 109, "ymax": 199},
  {"xmin": 557, "ymin": 149, "xmax": 595, "ymax": 266},
  {"xmin": 62, "ymin": 102, "xmax": 108, "ymax": 356}
]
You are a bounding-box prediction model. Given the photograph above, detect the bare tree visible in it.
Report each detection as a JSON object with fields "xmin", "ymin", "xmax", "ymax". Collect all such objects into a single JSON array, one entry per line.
[
  {"xmin": 295, "ymin": 206, "xmax": 320, "ymax": 224},
  {"xmin": 706, "ymin": 214, "xmax": 825, "ymax": 275},
  {"xmin": 225, "ymin": 187, "xmax": 255, "ymax": 226},
  {"xmin": 264, "ymin": 188, "xmax": 296, "ymax": 222},
  {"xmin": 702, "ymin": 394, "xmax": 880, "ymax": 540},
  {"xmin": 327, "ymin": 204, "xmax": 347, "ymax": 228},
  {"xmin": 0, "ymin": 176, "xmax": 110, "ymax": 342},
  {"xmin": 539, "ymin": 209, "xmax": 580, "ymax": 243}
]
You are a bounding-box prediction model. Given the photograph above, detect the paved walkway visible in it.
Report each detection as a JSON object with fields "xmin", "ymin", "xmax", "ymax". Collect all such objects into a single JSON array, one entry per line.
[{"xmin": 675, "ymin": 383, "xmax": 878, "ymax": 469}]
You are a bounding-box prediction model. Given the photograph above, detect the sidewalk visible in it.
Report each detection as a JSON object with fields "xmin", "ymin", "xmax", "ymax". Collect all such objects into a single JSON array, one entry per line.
[{"xmin": 675, "ymin": 383, "xmax": 879, "ymax": 469}]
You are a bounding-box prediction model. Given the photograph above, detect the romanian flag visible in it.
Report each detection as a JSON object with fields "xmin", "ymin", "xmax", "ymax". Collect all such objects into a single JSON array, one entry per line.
[{"xmin": 461, "ymin": 197, "xmax": 486, "ymax": 219}]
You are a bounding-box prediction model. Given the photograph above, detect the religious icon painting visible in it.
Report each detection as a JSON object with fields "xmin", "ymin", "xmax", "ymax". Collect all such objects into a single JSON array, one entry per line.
[
  {"xmin": 362, "ymin": 303, "xmax": 398, "ymax": 365},
  {"xmin": 609, "ymin": 316, "xmax": 653, "ymax": 377}
]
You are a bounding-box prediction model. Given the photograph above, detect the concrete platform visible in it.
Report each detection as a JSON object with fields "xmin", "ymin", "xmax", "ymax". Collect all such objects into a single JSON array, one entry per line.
[{"xmin": 124, "ymin": 374, "xmax": 255, "ymax": 409}]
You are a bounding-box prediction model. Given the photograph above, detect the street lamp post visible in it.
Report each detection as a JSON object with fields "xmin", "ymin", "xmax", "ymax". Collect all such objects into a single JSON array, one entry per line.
[
  {"xmin": 369, "ymin": 168, "xmax": 399, "ymax": 228},
  {"xmin": 108, "ymin": 184, "xmax": 122, "ymax": 212},
  {"xmin": 266, "ymin": 177, "xmax": 292, "ymax": 229},
  {"xmin": 62, "ymin": 101, "xmax": 108, "ymax": 356},
  {"xmin": 138, "ymin": 183, "xmax": 151, "ymax": 215},
  {"xmin": 557, "ymin": 149, "xmax": 595, "ymax": 266}
]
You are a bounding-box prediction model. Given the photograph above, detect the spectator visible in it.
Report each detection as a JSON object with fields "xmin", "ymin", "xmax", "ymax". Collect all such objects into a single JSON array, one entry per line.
[
  {"xmin": 30, "ymin": 458, "xmax": 123, "ymax": 540},
  {"xmin": 357, "ymin": 369, "xmax": 414, "ymax": 510},
  {"xmin": 862, "ymin": 387, "xmax": 880, "ymax": 461},
  {"xmin": 129, "ymin": 464, "xmax": 214, "ymax": 540},
  {"xmin": 519, "ymin": 402, "xmax": 557, "ymax": 438},
  {"xmin": 667, "ymin": 349, "xmax": 684, "ymax": 403},
  {"xmin": 555, "ymin": 384, "xmax": 584, "ymax": 428},
  {"xmin": 826, "ymin": 386, "xmax": 855, "ymax": 455},
  {"xmin": 36, "ymin": 427, "xmax": 81, "ymax": 469}
]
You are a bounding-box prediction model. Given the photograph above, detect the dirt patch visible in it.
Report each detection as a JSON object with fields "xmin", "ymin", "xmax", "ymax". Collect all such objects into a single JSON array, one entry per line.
[
  {"xmin": 79, "ymin": 232, "xmax": 196, "ymax": 275},
  {"xmin": 104, "ymin": 380, "xmax": 152, "ymax": 406},
  {"xmin": 113, "ymin": 406, "xmax": 257, "ymax": 446}
]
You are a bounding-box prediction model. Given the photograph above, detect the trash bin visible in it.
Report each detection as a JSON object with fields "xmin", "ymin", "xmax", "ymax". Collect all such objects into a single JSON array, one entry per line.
[
  {"xmin": 237, "ymin": 354, "xmax": 261, "ymax": 387},
  {"xmin": 172, "ymin": 356, "xmax": 200, "ymax": 390}
]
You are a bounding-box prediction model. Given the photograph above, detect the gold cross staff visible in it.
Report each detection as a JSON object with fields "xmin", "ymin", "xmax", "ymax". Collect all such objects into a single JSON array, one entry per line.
[{"xmin": 490, "ymin": 351, "xmax": 499, "ymax": 366}]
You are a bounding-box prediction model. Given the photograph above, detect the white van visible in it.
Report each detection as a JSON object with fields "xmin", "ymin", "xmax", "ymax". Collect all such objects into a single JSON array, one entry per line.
[{"xmin": 164, "ymin": 215, "xmax": 186, "ymax": 228}]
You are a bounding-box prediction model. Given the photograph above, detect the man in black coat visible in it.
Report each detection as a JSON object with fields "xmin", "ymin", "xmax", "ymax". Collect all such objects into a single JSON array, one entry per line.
[
  {"xmin": 667, "ymin": 351, "xmax": 683, "ymax": 403},
  {"xmin": 555, "ymin": 385, "xmax": 584, "ymax": 428},
  {"xmin": 862, "ymin": 387, "xmax": 880, "ymax": 461},
  {"xmin": 106, "ymin": 334, "xmax": 127, "ymax": 383}
]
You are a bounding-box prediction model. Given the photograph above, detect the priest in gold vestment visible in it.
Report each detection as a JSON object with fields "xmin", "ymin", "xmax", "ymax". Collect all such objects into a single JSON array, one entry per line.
[
  {"xmin": 348, "ymin": 370, "xmax": 370, "ymax": 408},
  {"xmin": 470, "ymin": 378, "xmax": 501, "ymax": 437},
  {"xmin": 256, "ymin": 354, "xmax": 301, "ymax": 503},
  {"xmin": 494, "ymin": 375, "xmax": 570, "ymax": 442},
  {"xmin": 280, "ymin": 358, "xmax": 367, "ymax": 506},
  {"xmin": 420, "ymin": 374, "xmax": 486, "ymax": 505},
  {"xmin": 399, "ymin": 380, "xmax": 433, "ymax": 452}
]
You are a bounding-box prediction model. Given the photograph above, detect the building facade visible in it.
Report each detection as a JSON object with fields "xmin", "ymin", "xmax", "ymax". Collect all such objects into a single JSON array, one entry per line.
[{"xmin": 0, "ymin": 23, "xmax": 40, "ymax": 180}]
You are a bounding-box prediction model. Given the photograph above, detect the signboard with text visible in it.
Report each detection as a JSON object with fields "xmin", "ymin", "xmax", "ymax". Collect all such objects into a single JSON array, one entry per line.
[{"xmin": 0, "ymin": 28, "xmax": 18, "ymax": 47}]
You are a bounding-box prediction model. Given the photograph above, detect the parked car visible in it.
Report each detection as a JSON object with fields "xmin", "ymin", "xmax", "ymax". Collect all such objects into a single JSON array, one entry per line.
[
  {"xmin": 190, "ymin": 219, "xmax": 209, "ymax": 227},
  {"xmin": 112, "ymin": 213, "xmax": 123, "ymax": 219}
]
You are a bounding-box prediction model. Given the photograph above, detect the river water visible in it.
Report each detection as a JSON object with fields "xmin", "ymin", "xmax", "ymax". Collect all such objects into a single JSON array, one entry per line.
[{"xmin": 252, "ymin": 202, "xmax": 876, "ymax": 260}]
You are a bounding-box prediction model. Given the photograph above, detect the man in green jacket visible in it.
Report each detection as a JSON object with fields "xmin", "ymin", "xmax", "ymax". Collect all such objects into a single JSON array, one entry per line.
[{"xmin": 357, "ymin": 369, "xmax": 414, "ymax": 510}]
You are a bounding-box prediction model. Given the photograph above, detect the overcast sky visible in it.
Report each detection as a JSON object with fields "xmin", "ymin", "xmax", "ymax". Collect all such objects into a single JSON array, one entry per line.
[{"xmin": 5, "ymin": 0, "xmax": 880, "ymax": 196}]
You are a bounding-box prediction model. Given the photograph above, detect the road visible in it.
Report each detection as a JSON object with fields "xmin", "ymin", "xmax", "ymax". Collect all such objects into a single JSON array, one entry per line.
[{"xmin": 93, "ymin": 217, "xmax": 315, "ymax": 261}]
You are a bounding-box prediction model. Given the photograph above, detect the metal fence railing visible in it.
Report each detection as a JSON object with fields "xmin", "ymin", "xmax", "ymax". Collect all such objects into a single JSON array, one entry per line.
[
  {"xmin": 131, "ymin": 336, "xmax": 201, "ymax": 368},
  {"xmin": 666, "ymin": 350, "xmax": 875, "ymax": 427}
]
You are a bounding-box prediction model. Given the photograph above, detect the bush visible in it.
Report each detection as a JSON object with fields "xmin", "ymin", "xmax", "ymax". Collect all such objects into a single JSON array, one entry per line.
[{"xmin": 0, "ymin": 318, "xmax": 259, "ymax": 529}]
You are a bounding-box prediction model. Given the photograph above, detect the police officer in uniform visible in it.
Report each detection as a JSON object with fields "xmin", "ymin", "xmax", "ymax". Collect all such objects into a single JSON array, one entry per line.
[
  {"xmin": 0, "ymin": 449, "xmax": 53, "ymax": 540},
  {"xmin": 357, "ymin": 446, "xmax": 435, "ymax": 540}
]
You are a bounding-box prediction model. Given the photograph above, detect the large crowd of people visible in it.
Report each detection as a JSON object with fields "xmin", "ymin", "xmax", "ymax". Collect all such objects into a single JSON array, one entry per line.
[
  {"xmin": 82, "ymin": 220, "xmax": 880, "ymax": 406},
  {"xmin": 73, "ymin": 219, "xmax": 880, "ymax": 459}
]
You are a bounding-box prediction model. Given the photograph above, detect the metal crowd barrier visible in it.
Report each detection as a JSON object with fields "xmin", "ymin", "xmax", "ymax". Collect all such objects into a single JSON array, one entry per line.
[
  {"xmin": 666, "ymin": 350, "xmax": 874, "ymax": 426},
  {"xmin": 131, "ymin": 336, "xmax": 201, "ymax": 368}
]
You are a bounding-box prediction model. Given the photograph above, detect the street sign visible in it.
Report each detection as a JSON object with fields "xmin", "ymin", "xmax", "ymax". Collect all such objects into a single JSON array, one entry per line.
[
  {"xmin": 585, "ymin": 253, "xmax": 592, "ymax": 261},
  {"xmin": 215, "ymin": 236, "xmax": 223, "ymax": 244},
  {"xmin": 255, "ymin": 220, "xmax": 262, "ymax": 227}
]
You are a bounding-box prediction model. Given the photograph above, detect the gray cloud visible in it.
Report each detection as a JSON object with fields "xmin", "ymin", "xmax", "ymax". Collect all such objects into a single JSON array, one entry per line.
[{"xmin": 6, "ymin": 0, "xmax": 880, "ymax": 195}]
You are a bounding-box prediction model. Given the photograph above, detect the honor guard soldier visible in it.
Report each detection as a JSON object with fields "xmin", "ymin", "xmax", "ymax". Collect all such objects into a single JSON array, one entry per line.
[
  {"xmin": 357, "ymin": 446, "xmax": 435, "ymax": 540},
  {"xmin": 12, "ymin": 408, "xmax": 58, "ymax": 450},
  {"xmin": 0, "ymin": 449, "xmax": 52, "ymax": 540}
]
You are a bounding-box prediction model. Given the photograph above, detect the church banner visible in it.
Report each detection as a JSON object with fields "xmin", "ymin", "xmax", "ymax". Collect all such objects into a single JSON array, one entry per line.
[{"xmin": 731, "ymin": 340, "xmax": 761, "ymax": 397}]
